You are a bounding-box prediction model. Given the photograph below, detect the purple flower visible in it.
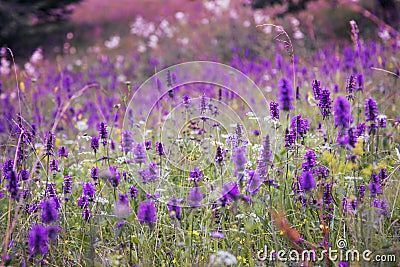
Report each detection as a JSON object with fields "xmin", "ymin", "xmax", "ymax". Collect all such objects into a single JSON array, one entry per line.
[
  {"xmin": 323, "ymin": 184, "xmax": 333, "ymax": 205},
  {"xmin": 91, "ymin": 167, "xmax": 99, "ymax": 181},
  {"xmin": 365, "ymin": 97, "xmax": 378, "ymax": 122},
  {"xmin": 318, "ymin": 89, "xmax": 332, "ymax": 118},
  {"xmin": 190, "ymin": 167, "xmax": 202, "ymax": 183},
  {"xmin": 145, "ymin": 140, "xmax": 152, "ymax": 150},
  {"xmin": 98, "ymin": 122, "xmax": 108, "ymax": 145},
  {"xmin": 108, "ymin": 166, "xmax": 121, "ymax": 187},
  {"xmin": 373, "ymin": 199, "xmax": 388, "ymax": 215},
  {"xmin": 299, "ymin": 171, "xmax": 316, "ymax": 191},
  {"xmin": 121, "ymin": 131, "xmax": 134, "ymax": 153},
  {"xmin": 91, "ymin": 136, "xmax": 100, "ymax": 152},
  {"xmin": 210, "ymin": 232, "xmax": 224, "ymax": 238},
  {"xmin": 50, "ymin": 159, "xmax": 59, "ymax": 172},
  {"xmin": 83, "ymin": 181, "xmax": 96, "ymax": 200},
  {"xmin": 269, "ymin": 101, "xmax": 280, "ymax": 120},
  {"xmin": 291, "ymin": 115, "xmax": 310, "ymax": 138},
  {"xmin": 334, "ymin": 96, "xmax": 352, "ymax": 128},
  {"xmin": 138, "ymin": 200, "xmax": 157, "ymax": 224},
  {"xmin": 247, "ymin": 170, "xmax": 261, "ymax": 195},
  {"xmin": 28, "ymin": 224, "xmax": 49, "ymax": 255},
  {"xmin": 129, "ymin": 185, "xmax": 138, "ymax": 198},
  {"xmin": 63, "ymin": 175, "xmax": 72, "ymax": 201},
  {"xmin": 156, "ymin": 142, "xmax": 165, "ymax": 156},
  {"xmin": 82, "ymin": 208, "xmax": 91, "ymax": 221},
  {"xmin": 19, "ymin": 169, "xmax": 30, "ymax": 181},
  {"xmin": 134, "ymin": 142, "xmax": 147, "ymax": 165},
  {"xmin": 115, "ymin": 193, "xmax": 132, "ymax": 218},
  {"xmin": 2, "ymin": 158, "xmax": 14, "ymax": 179},
  {"xmin": 58, "ymin": 146, "xmax": 68, "ymax": 158},
  {"xmin": 257, "ymin": 136, "xmax": 271, "ymax": 179},
  {"xmin": 356, "ymin": 122, "xmax": 366, "ymax": 137},
  {"xmin": 284, "ymin": 128, "xmax": 295, "ymax": 148},
  {"xmin": 183, "ymin": 95, "xmax": 191, "ymax": 108},
  {"xmin": 41, "ymin": 199, "xmax": 58, "ymax": 224},
  {"xmin": 188, "ymin": 186, "xmax": 203, "ymax": 207},
  {"xmin": 356, "ymin": 73, "xmax": 364, "ymax": 91},
  {"xmin": 78, "ymin": 195, "xmax": 89, "ymax": 208},
  {"xmin": 232, "ymin": 146, "xmax": 247, "ymax": 178},
  {"xmin": 6, "ymin": 171, "xmax": 19, "ymax": 200},
  {"xmin": 377, "ymin": 115, "xmax": 386, "ymax": 128},
  {"xmin": 167, "ymin": 197, "xmax": 182, "ymax": 220},
  {"xmin": 47, "ymin": 226, "xmax": 60, "ymax": 243},
  {"xmin": 302, "ymin": 150, "xmax": 316, "ymax": 171},
  {"xmin": 278, "ymin": 77, "xmax": 294, "ymax": 111},
  {"xmin": 44, "ymin": 131, "xmax": 55, "ymax": 156},
  {"xmin": 215, "ymin": 146, "xmax": 224, "ymax": 164},
  {"xmin": 312, "ymin": 80, "xmax": 322, "ymax": 100},
  {"xmin": 369, "ymin": 182, "xmax": 382, "ymax": 197},
  {"xmin": 346, "ymin": 75, "xmax": 356, "ymax": 99},
  {"xmin": 220, "ymin": 182, "xmax": 240, "ymax": 205}
]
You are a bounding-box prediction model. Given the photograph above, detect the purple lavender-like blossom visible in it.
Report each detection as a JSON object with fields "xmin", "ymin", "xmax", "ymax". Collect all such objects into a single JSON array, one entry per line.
[
  {"xmin": 77, "ymin": 195, "xmax": 89, "ymax": 208},
  {"xmin": 83, "ymin": 181, "xmax": 96, "ymax": 200},
  {"xmin": 28, "ymin": 224, "xmax": 49, "ymax": 255},
  {"xmin": 312, "ymin": 80, "xmax": 322, "ymax": 100},
  {"xmin": 98, "ymin": 122, "xmax": 108, "ymax": 145},
  {"xmin": 44, "ymin": 131, "xmax": 55, "ymax": 156},
  {"xmin": 246, "ymin": 170, "xmax": 261, "ymax": 195},
  {"xmin": 156, "ymin": 141, "xmax": 165, "ymax": 156},
  {"xmin": 346, "ymin": 75, "xmax": 356, "ymax": 99},
  {"xmin": 199, "ymin": 94, "xmax": 208, "ymax": 115},
  {"xmin": 188, "ymin": 186, "xmax": 203, "ymax": 207},
  {"xmin": 257, "ymin": 135, "xmax": 271, "ymax": 179},
  {"xmin": 129, "ymin": 185, "xmax": 138, "ymax": 198},
  {"xmin": 377, "ymin": 115, "xmax": 386, "ymax": 128},
  {"xmin": 316, "ymin": 165, "xmax": 329, "ymax": 180},
  {"xmin": 302, "ymin": 150, "xmax": 316, "ymax": 171},
  {"xmin": 299, "ymin": 171, "xmax": 316, "ymax": 191},
  {"xmin": 91, "ymin": 167, "xmax": 99, "ymax": 181},
  {"xmin": 91, "ymin": 136, "xmax": 100, "ymax": 152},
  {"xmin": 19, "ymin": 169, "xmax": 30, "ymax": 181},
  {"xmin": 215, "ymin": 146, "xmax": 224, "ymax": 164},
  {"xmin": 58, "ymin": 146, "xmax": 68, "ymax": 158},
  {"xmin": 318, "ymin": 89, "xmax": 332, "ymax": 118},
  {"xmin": 108, "ymin": 166, "xmax": 121, "ymax": 187},
  {"xmin": 232, "ymin": 146, "xmax": 247, "ymax": 178},
  {"xmin": 133, "ymin": 142, "xmax": 147, "ymax": 165},
  {"xmin": 356, "ymin": 123, "xmax": 366, "ymax": 137},
  {"xmin": 45, "ymin": 183, "xmax": 61, "ymax": 209},
  {"xmin": 115, "ymin": 193, "xmax": 132, "ymax": 218},
  {"xmin": 41, "ymin": 199, "xmax": 58, "ymax": 224},
  {"xmin": 121, "ymin": 131, "xmax": 134, "ymax": 153},
  {"xmin": 369, "ymin": 181, "xmax": 382, "ymax": 197},
  {"xmin": 7, "ymin": 171, "xmax": 19, "ymax": 199},
  {"xmin": 190, "ymin": 167, "xmax": 202, "ymax": 183},
  {"xmin": 269, "ymin": 101, "xmax": 280, "ymax": 120},
  {"xmin": 291, "ymin": 115, "xmax": 310, "ymax": 138},
  {"xmin": 138, "ymin": 200, "xmax": 157, "ymax": 224},
  {"xmin": 334, "ymin": 96, "xmax": 352, "ymax": 128},
  {"xmin": 82, "ymin": 208, "xmax": 91, "ymax": 221},
  {"xmin": 3, "ymin": 158, "xmax": 14, "ymax": 179},
  {"xmin": 284, "ymin": 128, "xmax": 296, "ymax": 148},
  {"xmin": 278, "ymin": 77, "xmax": 294, "ymax": 111},
  {"xmin": 373, "ymin": 199, "xmax": 388, "ymax": 215},
  {"xmin": 323, "ymin": 184, "xmax": 333, "ymax": 205},
  {"xmin": 167, "ymin": 197, "xmax": 182, "ymax": 220},
  {"xmin": 356, "ymin": 73, "xmax": 364, "ymax": 91},
  {"xmin": 63, "ymin": 175, "xmax": 72, "ymax": 201},
  {"xmin": 50, "ymin": 159, "xmax": 58, "ymax": 172},
  {"xmin": 365, "ymin": 97, "xmax": 379, "ymax": 122},
  {"xmin": 145, "ymin": 140, "xmax": 152, "ymax": 150},
  {"xmin": 183, "ymin": 95, "xmax": 191, "ymax": 108},
  {"xmin": 47, "ymin": 226, "xmax": 60, "ymax": 243}
]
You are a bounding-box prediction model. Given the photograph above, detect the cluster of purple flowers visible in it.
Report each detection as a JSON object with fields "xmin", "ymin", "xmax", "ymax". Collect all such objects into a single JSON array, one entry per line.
[
  {"xmin": 278, "ymin": 77, "xmax": 294, "ymax": 111},
  {"xmin": 28, "ymin": 224, "xmax": 60, "ymax": 256}
]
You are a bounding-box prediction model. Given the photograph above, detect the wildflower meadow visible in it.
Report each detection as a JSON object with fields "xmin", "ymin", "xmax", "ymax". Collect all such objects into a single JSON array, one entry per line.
[{"xmin": 0, "ymin": 0, "xmax": 399, "ymax": 266}]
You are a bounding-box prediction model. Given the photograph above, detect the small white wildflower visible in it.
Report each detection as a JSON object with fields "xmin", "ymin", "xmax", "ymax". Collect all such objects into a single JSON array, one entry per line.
[
  {"xmin": 104, "ymin": 35, "xmax": 120, "ymax": 49},
  {"xmin": 209, "ymin": 250, "xmax": 237, "ymax": 266},
  {"xmin": 76, "ymin": 120, "xmax": 88, "ymax": 131}
]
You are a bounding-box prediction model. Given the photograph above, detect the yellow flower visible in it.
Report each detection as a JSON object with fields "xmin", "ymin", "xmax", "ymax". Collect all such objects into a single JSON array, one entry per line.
[{"xmin": 20, "ymin": 81, "xmax": 25, "ymax": 93}]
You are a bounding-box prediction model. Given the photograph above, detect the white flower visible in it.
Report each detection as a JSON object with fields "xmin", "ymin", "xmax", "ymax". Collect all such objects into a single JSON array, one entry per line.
[
  {"xmin": 104, "ymin": 35, "xmax": 120, "ymax": 49},
  {"xmin": 30, "ymin": 48, "xmax": 43, "ymax": 64},
  {"xmin": 209, "ymin": 251, "xmax": 237, "ymax": 266},
  {"xmin": 76, "ymin": 120, "xmax": 88, "ymax": 131}
]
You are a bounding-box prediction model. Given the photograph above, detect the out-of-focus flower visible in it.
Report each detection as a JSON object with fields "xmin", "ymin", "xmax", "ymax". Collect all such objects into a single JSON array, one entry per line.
[
  {"xmin": 278, "ymin": 77, "xmax": 294, "ymax": 111},
  {"xmin": 28, "ymin": 224, "xmax": 49, "ymax": 255},
  {"xmin": 138, "ymin": 200, "xmax": 156, "ymax": 224},
  {"xmin": 334, "ymin": 96, "xmax": 352, "ymax": 128}
]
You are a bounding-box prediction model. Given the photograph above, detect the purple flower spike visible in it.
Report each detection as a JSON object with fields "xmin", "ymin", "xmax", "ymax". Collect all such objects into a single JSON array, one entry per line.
[
  {"xmin": 334, "ymin": 96, "xmax": 352, "ymax": 128},
  {"xmin": 58, "ymin": 146, "xmax": 68, "ymax": 158},
  {"xmin": 91, "ymin": 136, "xmax": 100, "ymax": 152},
  {"xmin": 138, "ymin": 200, "xmax": 157, "ymax": 224},
  {"xmin": 41, "ymin": 199, "xmax": 58, "ymax": 224},
  {"xmin": 188, "ymin": 186, "xmax": 203, "ymax": 207},
  {"xmin": 98, "ymin": 122, "xmax": 108, "ymax": 145},
  {"xmin": 269, "ymin": 101, "xmax": 280, "ymax": 120},
  {"xmin": 167, "ymin": 197, "xmax": 182, "ymax": 220},
  {"xmin": 319, "ymin": 89, "xmax": 332, "ymax": 118},
  {"xmin": 365, "ymin": 97, "xmax": 379, "ymax": 122},
  {"xmin": 278, "ymin": 77, "xmax": 294, "ymax": 111},
  {"xmin": 44, "ymin": 131, "xmax": 55, "ymax": 157},
  {"xmin": 299, "ymin": 171, "xmax": 316, "ymax": 191},
  {"xmin": 134, "ymin": 142, "xmax": 147, "ymax": 164},
  {"xmin": 28, "ymin": 224, "xmax": 49, "ymax": 255},
  {"xmin": 312, "ymin": 80, "xmax": 322, "ymax": 100}
]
